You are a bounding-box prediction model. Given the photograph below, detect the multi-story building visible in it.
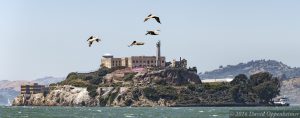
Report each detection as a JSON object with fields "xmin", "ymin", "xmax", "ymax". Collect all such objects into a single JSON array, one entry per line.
[
  {"xmin": 101, "ymin": 55, "xmax": 165, "ymax": 68},
  {"xmin": 101, "ymin": 40, "xmax": 166, "ymax": 68},
  {"xmin": 171, "ymin": 57, "xmax": 188, "ymax": 68},
  {"xmin": 21, "ymin": 83, "xmax": 48, "ymax": 94}
]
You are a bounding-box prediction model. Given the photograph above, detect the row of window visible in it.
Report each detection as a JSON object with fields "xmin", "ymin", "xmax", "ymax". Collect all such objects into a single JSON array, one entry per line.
[
  {"xmin": 132, "ymin": 60, "xmax": 165, "ymax": 64},
  {"xmin": 111, "ymin": 60, "xmax": 165, "ymax": 67},
  {"xmin": 112, "ymin": 60, "xmax": 121, "ymax": 64}
]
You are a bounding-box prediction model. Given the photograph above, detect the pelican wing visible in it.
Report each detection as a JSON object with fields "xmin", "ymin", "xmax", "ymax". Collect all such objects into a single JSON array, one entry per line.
[
  {"xmin": 144, "ymin": 17, "xmax": 150, "ymax": 22},
  {"xmin": 145, "ymin": 31, "xmax": 151, "ymax": 35},
  {"xmin": 87, "ymin": 36, "xmax": 93, "ymax": 41},
  {"xmin": 88, "ymin": 41, "xmax": 93, "ymax": 47},
  {"xmin": 128, "ymin": 44, "xmax": 134, "ymax": 47},
  {"xmin": 136, "ymin": 42, "xmax": 145, "ymax": 45},
  {"xmin": 154, "ymin": 16, "xmax": 161, "ymax": 24}
]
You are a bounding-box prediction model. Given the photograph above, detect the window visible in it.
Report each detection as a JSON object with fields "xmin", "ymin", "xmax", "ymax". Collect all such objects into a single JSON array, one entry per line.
[
  {"xmin": 162, "ymin": 61, "xmax": 165, "ymax": 63},
  {"xmin": 147, "ymin": 60, "xmax": 150, "ymax": 64}
]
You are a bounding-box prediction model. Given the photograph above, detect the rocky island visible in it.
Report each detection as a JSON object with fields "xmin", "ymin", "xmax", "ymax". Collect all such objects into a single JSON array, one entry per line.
[{"xmin": 12, "ymin": 66, "xmax": 281, "ymax": 107}]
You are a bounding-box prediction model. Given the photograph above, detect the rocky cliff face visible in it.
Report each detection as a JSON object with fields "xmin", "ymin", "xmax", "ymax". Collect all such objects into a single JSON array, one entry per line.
[
  {"xmin": 12, "ymin": 85, "xmax": 177, "ymax": 107},
  {"xmin": 13, "ymin": 85, "xmax": 89, "ymax": 106}
]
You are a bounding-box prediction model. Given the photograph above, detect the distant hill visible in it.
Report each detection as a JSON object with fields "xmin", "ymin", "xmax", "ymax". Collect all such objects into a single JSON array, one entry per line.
[
  {"xmin": 0, "ymin": 77, "xmax": 64, "ymax": 91},
  {"xmin": 199, "ymin": 60, "xmax": 300, "ymax": 79},
  {"xmin": 33, "ymin": 76, "xmax": 65, "ymax": 86},
  {"xmin": 0, "ymin": 76, "xmax": 64, "ymax": 106},
  {"xmin": 0, "ymin": 80, "xmax": 32, "ymax": 91}
]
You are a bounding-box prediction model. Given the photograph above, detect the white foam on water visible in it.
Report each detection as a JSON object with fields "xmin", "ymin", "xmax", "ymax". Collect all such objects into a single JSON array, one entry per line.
[
  {"xmin": 96, "ymin": 110, "xmax": 102, "ymax": 112},
  {"xmin": 210, "ymin": 114, "xmax": 218, "ymax": 117},
  {"xmin": 18, "ymin": 111, "xmax": 22, "ymax": 114},
  {"xmin": 124, "ymin": 113, "xmax": 135, "ymax": 118},
  {"xmin": 125, "ymin": 115, "xmax": 134, "ymax": 118},
  {"xmin": 199, "ymin": 110, "xmax": 204, "ymax": 113}
]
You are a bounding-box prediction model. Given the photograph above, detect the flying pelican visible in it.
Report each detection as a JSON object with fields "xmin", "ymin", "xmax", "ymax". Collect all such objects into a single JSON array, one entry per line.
[
  {"xmin": 87, "ymin": 36, "xmax": 100, "ymax": 47},
  {"xmin": 145, "ymin": 30, "xmax": 160, "ymax": 35},
  {"xmin": 128, "ymin": 41, "xmax": 145, "ymax": 47},
  {"xmin": 144, "ymin": 14, "xmax": 161, "ymax": 24}
]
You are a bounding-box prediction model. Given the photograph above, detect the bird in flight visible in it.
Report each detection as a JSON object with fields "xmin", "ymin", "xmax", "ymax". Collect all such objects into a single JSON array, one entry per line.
[
  {"xmin": 144, "ymin": 14, "xmax": 161, "ymax": 24},
  {"xmin": 87, "ymin": 36, "xmax": 100, "ymax": 47},
  {"xmin": 128, "ymin": 41, "xmax": 145, "ymax": 47},
  {"xmin": 145, "ymin": 30, "xmax": 160, "ymax": 35}
]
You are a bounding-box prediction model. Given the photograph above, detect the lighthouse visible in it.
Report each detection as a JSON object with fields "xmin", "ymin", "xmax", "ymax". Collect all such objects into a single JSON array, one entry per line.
[{"xmin": 156, "ymin": 40, "xmax": 161, "ymax": 67}]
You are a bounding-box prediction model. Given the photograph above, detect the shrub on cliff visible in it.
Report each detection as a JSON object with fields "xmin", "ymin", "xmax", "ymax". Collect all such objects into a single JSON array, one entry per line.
[
  {"xmin": 123, "ymin": 73, "xmax": 137, "ymax": 81},
  {"xmin": 250, "ymin": 72, "xmax": 272, "ymax": 86},
  {"xmin": 230, "ymin": 74, "xmax": 248, "ymax": 86},
  {"xmin": 98, "ymin": 68, "xmax": 109, "ymax": 77},
  {"xmin": 124, "ymin": 99, "xmax": 133, "ymax": 106},
  {"xmin": 187, "ymin": 84, "xmax": 196, "ymax": 91},
  {"xmin": 156, "ymin": 86, "xmax": 178, "ymax": 100},
  {"xmin": 66, "ymin": 72, "xmax": 77, "ymax": 79},
  {"xmin": 107, "ymin": 66, "xmax": 127, "ymax": 73},
  {"xmin": 87, "ymin": 85, "xmax": 98, "ymax": 98},
  {"xmin": 203, "ymin": 82, "xmax": 229, "ymax": 91},
  {"xmin": 143, "ymin": 86, "xmax": 178, "ymax": 101},
  {"xmin": 143, "ymin": 87, "xmax": 159, "ymax": 101},
  {"xmin": 132, "ymin": 88, "xmax": 142, "ymax": 100},
  {"xmin": 89, "ymin": 77, "xmax": 103, "ymax": 85}
]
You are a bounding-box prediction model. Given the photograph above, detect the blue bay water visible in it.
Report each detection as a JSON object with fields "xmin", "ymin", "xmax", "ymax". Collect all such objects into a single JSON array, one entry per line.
[{"xmin": 0, "ymin": 106, "xmax": 299, "ymax": 118}]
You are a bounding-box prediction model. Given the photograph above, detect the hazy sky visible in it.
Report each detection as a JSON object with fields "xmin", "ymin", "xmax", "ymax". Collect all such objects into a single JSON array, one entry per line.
[{"xmin": 1, "ymin": 0, "xmax": 300, "ymax": 80}]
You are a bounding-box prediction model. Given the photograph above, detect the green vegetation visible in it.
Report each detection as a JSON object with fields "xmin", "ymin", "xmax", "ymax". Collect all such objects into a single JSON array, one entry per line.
[
  {"xmin": 143, "ymin": 86, "xmax": 178, "ymax": 101},
  {"xmin": 143, "ymin": 87, "xmax": 159, "ymax": 101},
  {"xmin": 229, "ymin": 72, "xmax": 280, "ymax": 103},
  {"xmin": 203, "ymin": 82, "xmax": 230, "ymax": 91},
  {"xmin": 56, "ymin": 67, "xmax": 127, "ymax": 87},
  {"xmin": 87, "ymin": 85, "xmax": 98, "ymax": 98},
  {"xmin": 173, "ymin": 72, "xmax": 280, "ymax": 105},
  {"xmin": 123, "ymin": 73, "xmax": 137, "ymax": 81}
]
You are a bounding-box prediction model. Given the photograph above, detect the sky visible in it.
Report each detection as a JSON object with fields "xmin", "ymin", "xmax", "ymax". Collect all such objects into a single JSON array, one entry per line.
[{"xmin": 1, "ymin": 0, "xmax": 300, "ymax": 80}]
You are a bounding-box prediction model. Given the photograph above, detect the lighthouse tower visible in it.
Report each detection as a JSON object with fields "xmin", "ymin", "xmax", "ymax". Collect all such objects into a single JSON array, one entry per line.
[{"xmin": 156, "ymin": 40, "xmax": 161, "ymax": 67}]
